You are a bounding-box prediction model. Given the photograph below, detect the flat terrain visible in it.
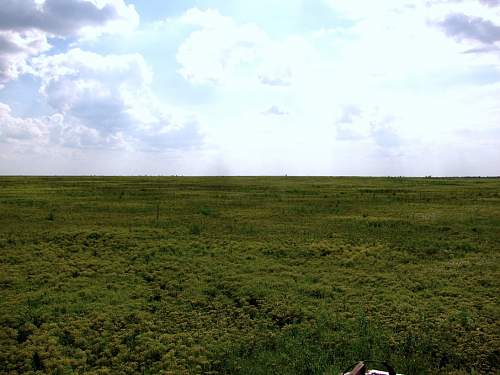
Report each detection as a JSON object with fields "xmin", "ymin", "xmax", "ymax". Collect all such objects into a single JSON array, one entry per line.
[{"xmin": 0, "ymin": 177, "xmax": 499, "ymax": 374}]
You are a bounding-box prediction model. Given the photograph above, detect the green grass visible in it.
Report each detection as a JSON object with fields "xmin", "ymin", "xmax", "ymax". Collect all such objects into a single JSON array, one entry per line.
[{"xmin": 0, "ymin": 176, "xmax": 499, "ymax": 374}]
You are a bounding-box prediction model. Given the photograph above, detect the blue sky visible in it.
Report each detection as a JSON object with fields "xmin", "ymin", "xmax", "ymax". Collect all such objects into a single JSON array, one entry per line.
[{"xmin": 0, "ymin": 0, "xmax": 499, "ymax": 175}]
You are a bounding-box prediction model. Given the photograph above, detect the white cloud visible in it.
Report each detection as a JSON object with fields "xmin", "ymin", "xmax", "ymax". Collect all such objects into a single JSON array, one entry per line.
[
  {"xmin": 334, "ymin": 105, "xmax": 400, "ymax": 150},
  {"xmin": 480, "ymin": 0, "xmax": 500, "ymax": 6},
  {"xmin": 0, "ymin": 0, "xmax": 139, "ymax": 38},
  {"xmin": 0, "ymin": 30, "xmax": 50, "ymax": 86},
  {"xmin": 176, "ymin": 8, "xmax": 318, "ymax": 88},
  {"xmin": 258, "ymin": 70, "xmax": 291, "ymax": 87},
  {"xmin": 323, "ymin": 0, "xmax": 416, "ymax": 20},
  {"xmin": 0, "ymin": 100, "xmax": 133, "ymax": 151},
  {"xmin": 262, "ymin": 105, "xmax": 289, "ymax": 116},
  {"xmin": 0, "ymin": 0, "xmax": 139, "ymax": 86},
  {"xmin": 437, "ymin": 12, "xmax": 500, "ymax": 44},
  {"xmin": 324, "ymin": 0, "xmax": 500, "ymax": 59},
  {"xmin": 3, "ymin": 48, "xmax": 204, "ymax": 151},
  {"xmin": 0, "ymin": 4, "xmax": 203, "ymax": 159},
  {"xmin": 33, "ymin": 48, "xmax": 152, "ymax": 115},
  {"xmin": 170, "ymin": 5, "xmax": 500, "ymax": 175},
  {"xmin": 0, "ymin": 102, "xmax": 51, "ymax": 143},
  {"xmin": 177, "ymin": 8, "xmax": 267, "ymax": 85}
]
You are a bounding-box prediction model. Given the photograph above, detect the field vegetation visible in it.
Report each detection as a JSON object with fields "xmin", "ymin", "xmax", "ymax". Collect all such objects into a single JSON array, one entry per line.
[{"xmin": 0, "ymin": 177, "xmax": 499, "ymax": 374}]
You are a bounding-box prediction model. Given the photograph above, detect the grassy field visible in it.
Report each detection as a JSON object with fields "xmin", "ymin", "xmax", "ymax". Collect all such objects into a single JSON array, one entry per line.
[{"xmin": 0, "ymin": 176, "xmax": 499, "ymax": 374}]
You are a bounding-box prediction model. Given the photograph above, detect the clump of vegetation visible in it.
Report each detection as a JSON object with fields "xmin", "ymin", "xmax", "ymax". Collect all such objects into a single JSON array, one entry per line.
[
  {"xmin": 0, "ymin": 176, "xmax": 499, "ymax": 374},
  {"xmin": 199, "ymin": 206, "xmax": 216, "ymax": 217},
  {"xmin": 190, "ymin": 222, "xmax": 203, "ymax": 235},
  {"xmin": 46, "ymin": 209, "xmax": 55, "ymax": 221}
]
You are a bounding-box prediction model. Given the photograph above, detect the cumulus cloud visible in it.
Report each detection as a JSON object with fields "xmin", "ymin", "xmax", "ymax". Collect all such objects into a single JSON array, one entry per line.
[
  {"xmin": 324, "ymin": 0, "xmax": 424, "ymax": 20},
  {"xmin": 370, "ymin": 123, "xmax": 400, "ymax": 149},
  {"xmin": 262, "ymin": 105, "xmax": 288, "ymax": 116},
  {"xmin": 479, "ymin": 0, "xmax": 500, "ymax": 7},
  {"xmin": 176, "ymin": 8, "xmax": 304, "ymax": 88},
  {"xmin": 338, "ymin": 105, "xmax": 362, "ymax": 124},
  {"xmin": 0, "ymin": 3, "xmax": 201, "ymax": 155},
  {"xmin": 462, "ymin": 45, "xmax": 500, "ymax": 53},
  {"xmin": 258, "ymin": 74, "xmax": 291, "ymax": 87},
  {"xmin": 0, "ymin": 30, "xmax": 49, "ymax": 85},
  {"xmin": 258, "ymin": 68, "xmax": 292, "ymax": 86},
  {"xmin": 335, "ymin": 105, "xmax": 401, "ymax": 150},
  {"xmin": 0, "ymin": 102, "xmax": 61, "ymax": 146},
  {"xmin": 438, "ymin": 13, "xmax": 500, "ymax": 44},
  {"xmin": 334, "ymin": 105, "xmax": 365, "ymax": 140},
  {"xmin": 177, "ymin": 8, "xmax": 266, "ymax": 85},
  {"xmin": 0, "ymin": 0, "xmax": 138, "ymax": 86},
  {"xmin": 33, "ymin": 48, "xmax": 152, "ymax": 121},
  {"xmin": 0, "ymin": 100, "xmax": 132, "ymax": 151},
  {"xmin": 0, "ymin": 0, "xmax": 139, "ymax": 37},
  {"xmin": 18, "ymin": 49, "xmax": 203, "ymax": 151}
]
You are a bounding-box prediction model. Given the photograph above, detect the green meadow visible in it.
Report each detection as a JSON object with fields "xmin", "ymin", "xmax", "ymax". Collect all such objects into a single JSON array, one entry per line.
[{"xmin": 0, "ymin": 176, "xmax": 499, "ymax": 374}]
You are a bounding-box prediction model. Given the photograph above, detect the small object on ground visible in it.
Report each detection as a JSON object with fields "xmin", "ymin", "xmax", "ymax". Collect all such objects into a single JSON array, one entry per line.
[{"xmin": 342, "ymin": 361, "xmax": 403, "ymax": 375}]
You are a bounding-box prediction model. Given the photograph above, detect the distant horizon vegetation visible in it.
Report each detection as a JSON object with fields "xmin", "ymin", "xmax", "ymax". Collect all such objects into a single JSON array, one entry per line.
[{"xmin": 1, "ymin": 175, "xmax": 500, "ymax": 178}]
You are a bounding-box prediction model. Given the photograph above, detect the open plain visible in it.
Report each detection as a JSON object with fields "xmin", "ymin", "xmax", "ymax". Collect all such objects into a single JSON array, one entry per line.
[{"xmin": 0, "ymin": 177, "xmax": 499, "ymax": 374}]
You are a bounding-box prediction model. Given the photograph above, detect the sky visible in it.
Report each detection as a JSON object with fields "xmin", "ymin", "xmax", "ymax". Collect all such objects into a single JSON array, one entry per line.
[{"xmin": 0, "ymin": 0, "xmax": 499, "ymax": 176}]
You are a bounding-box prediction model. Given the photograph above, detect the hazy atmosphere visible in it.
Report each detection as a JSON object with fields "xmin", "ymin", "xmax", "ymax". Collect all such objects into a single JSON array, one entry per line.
[{"xmin": 1, "ymin": 0, "xmax": 499, "ymax": 175}]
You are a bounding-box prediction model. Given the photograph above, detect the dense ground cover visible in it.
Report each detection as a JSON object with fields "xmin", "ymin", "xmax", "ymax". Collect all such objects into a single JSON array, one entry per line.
[{"xmin": 0, "ymin": 176, "xmax": 499, "ymax": 374}]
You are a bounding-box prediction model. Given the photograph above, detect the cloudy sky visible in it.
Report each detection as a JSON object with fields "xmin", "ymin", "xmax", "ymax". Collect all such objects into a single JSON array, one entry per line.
[{"xmin": 0, "ymin": 0, "xmax": 499, "ymax": 175}]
